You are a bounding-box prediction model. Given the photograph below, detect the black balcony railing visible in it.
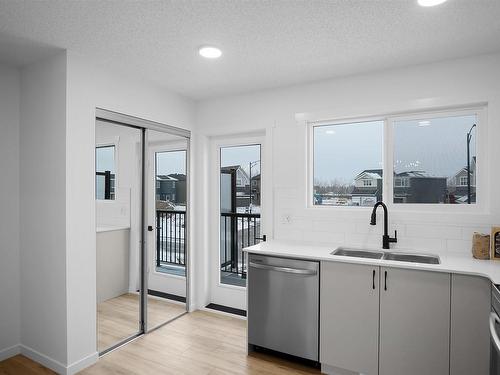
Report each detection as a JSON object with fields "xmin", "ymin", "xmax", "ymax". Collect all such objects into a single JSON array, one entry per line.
[
  {"xmin": 220, "ymin": 212, "xmax": 261, "ymax": 280},
  {"xmin": 156, "ymin": 210, "xmax": 186, "ymax": 268}
]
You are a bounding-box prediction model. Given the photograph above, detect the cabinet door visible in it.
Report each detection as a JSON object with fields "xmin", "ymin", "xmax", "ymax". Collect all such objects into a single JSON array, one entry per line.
[
  {"xmin": 320, "ymin": 262, "xmax": 380, "ymax": 375},
  {"xmin": 450, "ymin": 274, "xmax": 491, "ymax": 375},
  {"xmin": 379, "ymin": 267, "xmax": 450, "ymax": 375}
]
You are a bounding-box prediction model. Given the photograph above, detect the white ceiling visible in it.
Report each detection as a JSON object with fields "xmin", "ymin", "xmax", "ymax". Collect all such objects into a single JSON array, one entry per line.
[{"xmin": 0, "ymin": 0, "xmax": 499, "ymax": 100}]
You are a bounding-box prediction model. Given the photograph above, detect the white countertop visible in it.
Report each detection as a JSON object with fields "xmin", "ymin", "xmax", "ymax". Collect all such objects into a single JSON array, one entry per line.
[{"xmin": 244, "ymin": 240, "xmax": 500, "ymax": 284}]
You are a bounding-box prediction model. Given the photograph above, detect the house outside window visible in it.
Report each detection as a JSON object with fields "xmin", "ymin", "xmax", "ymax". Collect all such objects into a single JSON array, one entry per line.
[
  {"xmin": 392, "ymin": 113, "xmax": 477, "ymax": 204},
  {"xmin": 310, "ymin": 107, "xmax": 482, "ymax": 207}
]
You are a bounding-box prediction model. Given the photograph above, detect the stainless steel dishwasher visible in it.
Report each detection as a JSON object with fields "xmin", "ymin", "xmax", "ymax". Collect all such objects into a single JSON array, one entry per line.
[
  {"xmin": 491, "ymin": 283, "xmax": 500, "ymax": 374},
  {"xmin": 247, "ymin": 253, "xmax": 319, "ymax": 362}
]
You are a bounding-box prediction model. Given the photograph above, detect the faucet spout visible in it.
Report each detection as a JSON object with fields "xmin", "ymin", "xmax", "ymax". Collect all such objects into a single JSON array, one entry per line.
[{"xmin": 370, "ymin": 201, "xmax": 397, "ymax": 249}]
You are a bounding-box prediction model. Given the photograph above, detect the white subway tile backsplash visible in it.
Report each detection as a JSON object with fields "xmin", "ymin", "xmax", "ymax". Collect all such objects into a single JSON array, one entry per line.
[
  {"xmin": 355, "ymin": 221, "xmax": 382, "ymax": 235},
  {"xmin": 274, "ymin": 205, "xmax": 495, "ymax": 256},
  {"xmin": 405, "ymin": 224, "xmax": 462, "ymax": 240},
  {"xmin": 311, "ymin": 219, "xmax": 356, "ymax": 233},
  {"xmin": 274, "ymin": 226, "xmax": 304, "ymax": 242},
  {"xmin": 303, "ymin": 231, "xmax": 345, "ymax": 245},
  {"xmin": 446, "ymin": 239, "xmax": 472, "ymax": 254},
  {"xmin": 461, "ymin": 226, "xmax": 492, "ymax": 240},
  {"xmin": 344, "ymin": 233, "xmax": 381, "ymax": 248},
  {"xmin": 395, "ymin": 237, "xmax": 446, "ymax": 253}
]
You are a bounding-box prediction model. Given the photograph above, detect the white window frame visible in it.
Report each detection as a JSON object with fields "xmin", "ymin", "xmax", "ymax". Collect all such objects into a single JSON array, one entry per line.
[{"xmin": 307, "ymin": 105, "xmax": 488, "ymax": 213}]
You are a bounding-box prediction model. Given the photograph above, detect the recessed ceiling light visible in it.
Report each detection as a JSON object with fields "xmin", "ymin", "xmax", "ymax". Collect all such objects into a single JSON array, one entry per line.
[
  {"xmin": 418, "ymin": 0, "xmax": 448, "ymax": 7},
  {"xmin": 199, "ymin": 46, "xmax": 222, "ymax": 59}
]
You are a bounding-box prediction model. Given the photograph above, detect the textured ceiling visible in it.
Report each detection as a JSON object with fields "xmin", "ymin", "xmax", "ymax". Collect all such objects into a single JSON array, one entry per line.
[{"xmin": 0, "ymin": 0, "xmax": 499, "ymax": 100}]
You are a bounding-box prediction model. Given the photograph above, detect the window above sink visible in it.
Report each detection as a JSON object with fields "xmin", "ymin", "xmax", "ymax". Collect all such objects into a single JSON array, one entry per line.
[{"xmin": 307, "ymin": 106, "xmax": 487, "ymax": 213}]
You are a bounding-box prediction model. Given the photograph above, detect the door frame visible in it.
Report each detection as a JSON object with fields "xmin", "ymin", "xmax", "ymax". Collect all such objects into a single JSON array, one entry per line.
[{"xmin": 209, "ymin": 132, "xmax": 270, "ymax": 310}]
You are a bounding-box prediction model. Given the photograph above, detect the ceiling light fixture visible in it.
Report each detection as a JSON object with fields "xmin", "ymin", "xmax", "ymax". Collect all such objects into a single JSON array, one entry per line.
[
  {"xmin": 418, "ymin": 120, "xmax": 431, "ymax": 127},
  {"xmin": 418, "ymin": 0, "xmax": 448, "ymax": 7},
  {"xmin": 199, "ymin": 46, "xmax": 222, "ymax": 59}
]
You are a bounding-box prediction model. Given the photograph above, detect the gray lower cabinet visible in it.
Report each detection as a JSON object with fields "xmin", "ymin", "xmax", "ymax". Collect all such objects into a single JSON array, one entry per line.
[
  {"xmin": 321, "ymin": 262, "xmax": 452, "ymax": 375},
  {"xmin": 450, "ymin": 274, "xmax": 491, "ymax": 375},
  {"xmin": 379, "ymin": 267, "xmax": 450, "ymax": 375},
  {"xmin": 320, "ymin": 262, "xmax": 380, "ymax": 375}
]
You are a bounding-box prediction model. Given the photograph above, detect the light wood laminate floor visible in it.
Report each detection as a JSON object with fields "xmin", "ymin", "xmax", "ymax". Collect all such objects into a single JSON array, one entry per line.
[
  {"xmin": 98, "ymin": 293, "xmax": 186, "ymax": 351},
  {"xmin": 0, "ymin": 310, "xmax": 320, "ymax": 375}
]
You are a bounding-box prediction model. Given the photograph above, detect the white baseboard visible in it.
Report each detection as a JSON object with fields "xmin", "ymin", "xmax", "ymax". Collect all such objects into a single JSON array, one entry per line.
[
  {"xmin": 0, "ymin": 344, "xmax": 21, "ymax": 362},
  {"xmin": 66, "ymin": 351, "xmax": 99, "ymax": 375},
  {"xmin": 20, "ymin": 345, "xmax": 67, "ymax": 374},
  {"xmin": 20, "ymin": 345, "xmax": 99, "ymax": 375}
]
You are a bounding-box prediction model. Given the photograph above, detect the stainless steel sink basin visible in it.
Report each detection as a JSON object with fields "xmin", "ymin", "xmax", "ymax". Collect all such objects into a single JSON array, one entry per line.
[
  {"xmin": 383, "ymin": 252, "xmax": 440, "ymax": 264},
  {"xmin": 331, "ymin": 247, "xmax": 441, "ymax": 264},
  {"xmin": 331, "ymin": 247, "xmax": 384, "ymax": 259}
]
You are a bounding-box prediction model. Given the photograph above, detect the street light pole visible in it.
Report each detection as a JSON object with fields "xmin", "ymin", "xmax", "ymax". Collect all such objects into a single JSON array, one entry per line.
[
  {"xmin": 248, "ymin": 160, "xmax": 259, "ymax": 213},
  {"xmin": 249, "ymin": 161, "xmax": 252, "ymax": 212},
  {"xmin": 467, "ymin": 124, "xmax": 476, "ymax": 204}
]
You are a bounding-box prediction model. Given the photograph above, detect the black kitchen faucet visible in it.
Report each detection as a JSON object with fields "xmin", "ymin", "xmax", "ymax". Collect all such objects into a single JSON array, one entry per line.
[{"xmin": 370, "ymin": 201, "xmax": 397, "ymax": 249}]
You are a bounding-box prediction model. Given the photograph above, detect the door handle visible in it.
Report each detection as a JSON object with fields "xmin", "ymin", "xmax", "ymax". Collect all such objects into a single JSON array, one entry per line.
[
  {"xmin": 384, "ymin": 270, "xmax": 387, "ymax": 291},
  {"xmin": 255, "ymin": 234, "xmax": 267, "ymax": 242},
  {"xmin": 249, "ymin": 262, "xmax": 317, "ymax": 275},
  {"xmin": 372, "ymin": 269, "xmax": 376, "ymax": 290},
  {"xmin": 147, "ymin": 225, "xmax": 154, "ymax": 232},
  {"xmin": 490, "ymin": 312, "xmax": 500, "ymax": 353}
]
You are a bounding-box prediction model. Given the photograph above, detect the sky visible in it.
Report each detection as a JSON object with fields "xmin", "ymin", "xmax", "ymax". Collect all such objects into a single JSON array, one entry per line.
[
  {"xmin": 96, "ymin": 115, "xmax": 476, "ymax": 185},
  {"xmin": 221, "ymin": 144, "xmax": 261, "ymax": 176},
  {"xmin": 95, "ymin": 146, "xmax": 115, "ymax": 173},
  {"xmin": 314, "ymin": 115, "xmax": 477, "ymax": 185},
  {"xmin": 156, "ymin": 150, "xmax": 186, "ymax": 175},
  {"xmin": 96, "ymin": 143, "xmax": 262, "ymax": 177},
  {"xmin": 314, "ymin": 121, "xmax": 383, "ymax": 184}
]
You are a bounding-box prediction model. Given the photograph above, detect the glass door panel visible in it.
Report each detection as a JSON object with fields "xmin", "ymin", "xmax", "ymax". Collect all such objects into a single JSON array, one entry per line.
[
  {"xmin": 219, "ymin": 144, "xmax": 262, "ymax": 287},
  {"xmin": 146, "ymin": 129, "xmax": 188, "ymax": 330},
  {"xmin": 95, "ymin": 120, "xmax": 143, "ymax": 353}
]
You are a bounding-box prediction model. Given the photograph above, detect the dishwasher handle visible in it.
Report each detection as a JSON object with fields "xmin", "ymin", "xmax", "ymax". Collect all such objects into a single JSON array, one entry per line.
[
  {"xmin": 490, "ymin": 312, "xmax": 500, "ymax": 353},
  {"xmin": 249, "ymin": 261, "xmax": 317, "ymax": 275}
]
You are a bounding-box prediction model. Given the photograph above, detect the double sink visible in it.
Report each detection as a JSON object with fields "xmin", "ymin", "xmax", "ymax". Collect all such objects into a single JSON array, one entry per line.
[{"xmin": 332, "ymin": 247, "xmax": 440, "ymax": 264}]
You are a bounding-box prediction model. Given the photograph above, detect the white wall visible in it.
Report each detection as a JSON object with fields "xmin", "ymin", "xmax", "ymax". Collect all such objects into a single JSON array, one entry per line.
[
  {"xmin": 196, "ymin": 53, "xmax": 500, "ymax": 306},
  {"xmin": 0, "ymin": 64, "xmax": 21, "ymax": 360},
  {"xmin": 19, "ymin": 52, "xmax": 68, "ymax": 368},
  {"xmin": 65, "ymin": 51, "xmax": 195, "ymax": 369}
]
